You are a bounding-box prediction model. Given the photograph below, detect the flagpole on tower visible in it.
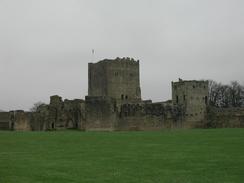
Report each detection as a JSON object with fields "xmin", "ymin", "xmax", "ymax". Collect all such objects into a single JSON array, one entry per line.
[{"xmin": 92, "ymin": 49, "xmax": 95, "ymax": 62}]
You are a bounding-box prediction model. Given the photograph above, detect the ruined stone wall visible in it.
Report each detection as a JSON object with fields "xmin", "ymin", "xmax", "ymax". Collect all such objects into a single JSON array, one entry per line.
[
  {"xmin": 49, "ymin": 95, "xmax": 64, "ymax": 129},
  {"xmin": 79, "ymin": 102, "xmax": 86, "ymax": 130},
  {"xmin": 63, "ymin": 99, "xmax": 86, "ymax": 129},
  {"xmin": 27, "ymin": 96, "xmax": 86, "ymax": 131},
  {"xmin": 85, "ymin": 96, "xmax": 117, "ymax": 131},
  {"xmin": 31, "ymin": 105, "xmax": 50, "ymax": 131},
  {"xmin": 10, "ymin": 111, "xmax": 31, "ymax": 131},
  {"xmin": 88, "ymin": 58, "xmax": 141, "ymax": 105},
  {"xmin": 205, "ymin": 107, "xmax": 244, "ymax": 128},
  {"xmin": 0, "ymin": 112, "xmax": 10, "ymax": 130},
  {"xmin": 172, "ymin": 79, "xmax": 208, "ymax": 123},
  {"xmin": 117, "ymin": 103, "xmax": 183, "ymax": 131},
  {"xmin": 84, "ymin": 97, "xmax": 185, "ymax": 131},
  {"xmin": 39, "ymin": 96, "xmax": 86, "ymax": 130}
]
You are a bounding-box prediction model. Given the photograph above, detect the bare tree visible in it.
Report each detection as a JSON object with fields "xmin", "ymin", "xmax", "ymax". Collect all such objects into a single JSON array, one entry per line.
[
  {"xmin": 208, "ymin": 80, "xmax": 244, "ymax": 108},
  {"xmin": 229, "ymin": 81, "xmax": 243, "ymax": 107},
  {"xmin": 30, "ymin": 101, "xmax": 46, "ymax": 112},
  {"xmin": 208, "ymin": 80, "xmax": 222, "ymax": 107}
]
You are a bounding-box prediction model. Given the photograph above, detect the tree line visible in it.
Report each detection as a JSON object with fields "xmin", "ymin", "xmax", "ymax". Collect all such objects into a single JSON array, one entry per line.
[{"xmin": 208, "ymin": 80, "xmax": 244, "ymax": 108}]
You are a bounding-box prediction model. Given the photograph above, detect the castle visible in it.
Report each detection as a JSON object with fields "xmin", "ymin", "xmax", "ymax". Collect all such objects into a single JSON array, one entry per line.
[{"xmin": 0, "ymin": 57, "xmax": 243, "ymax": 131}]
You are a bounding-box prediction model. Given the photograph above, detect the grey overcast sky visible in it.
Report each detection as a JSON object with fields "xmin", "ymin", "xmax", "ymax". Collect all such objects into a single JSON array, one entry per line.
[{"xmin": 0, "ymin": 0, "xmax": 244, "ymax": 111}]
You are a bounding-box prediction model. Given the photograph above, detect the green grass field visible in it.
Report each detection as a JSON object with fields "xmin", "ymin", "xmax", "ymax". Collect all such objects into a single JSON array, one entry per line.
[{"xmin": 0, "ymin": 129, "xmax": 244, "ymax": 183}]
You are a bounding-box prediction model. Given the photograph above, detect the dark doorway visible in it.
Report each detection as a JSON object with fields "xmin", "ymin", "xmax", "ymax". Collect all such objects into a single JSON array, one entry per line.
[{"xmin": 205, "ymin": 96, "xmax": 208, "ymax": 105}]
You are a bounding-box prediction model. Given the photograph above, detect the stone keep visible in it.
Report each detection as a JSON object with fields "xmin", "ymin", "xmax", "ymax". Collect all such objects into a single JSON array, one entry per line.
[
  {"xmin": 88, "ymin": 58, "xmax": 141, "ymax": 105},
  {"xmin": 172, "ymin": 79, "xmax": 209, "ymax": 123}
]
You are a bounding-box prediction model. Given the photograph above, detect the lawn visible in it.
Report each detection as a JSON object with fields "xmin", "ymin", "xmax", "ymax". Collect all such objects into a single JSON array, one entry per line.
[{"xmin": 0, "ymin": 129, "xmax": 243, "ymax": 183}]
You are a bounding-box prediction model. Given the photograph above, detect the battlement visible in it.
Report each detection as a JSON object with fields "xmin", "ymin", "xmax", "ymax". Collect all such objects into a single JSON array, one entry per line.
[
  {"xmin": 89, "ymin": 57, "xmax": 139, "ymax": 65},
  {"xmin": 172, "ymin": 79, "xmax": 208, "ymax": 90}
]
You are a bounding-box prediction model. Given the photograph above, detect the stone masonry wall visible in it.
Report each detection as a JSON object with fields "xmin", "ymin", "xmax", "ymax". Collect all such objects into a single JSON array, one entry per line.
[
  {"xmin": 85, "ymin": 96, "xmax": 117, "ymax": 131},
  {"xmin": 84, "ymin": 97, "xmax": 185, "ymax": 131},
  {"xmin": 10, "ymin": 111, "xmax": 31, "ymax": 131},
  {"xmin": 0, "ymin": 112, "xmax": 10, "ymax": 130},
  {"xmin": 88, "ymin": 58, "xmax": 141, "ymax": 106},
  {"xmin": 172, "ymin": 79, "xmax": 208, "ymax": 123},
  {"xmin": 118, "ymin": 103, "xmax": 184, "ymax": 130},
  {"xmin": 31, "ymin": 105, "xmax": 50, "ymax": 131},
  {"xmin": 205, "ymin": 107, "xmax": 244, "ymax": 128},
  {"xmin": 43, "ymin": 96, "xmax": 85, "ymax": 130}
]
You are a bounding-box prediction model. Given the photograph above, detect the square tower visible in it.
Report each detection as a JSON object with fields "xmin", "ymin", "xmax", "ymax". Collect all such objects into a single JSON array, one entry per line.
[
  {"xmin": 172, "ymin": 79, "xmax": 209, "ymax": 122},
  {"xmin": 88, "ymin": 57, "xmax": 141, "ymax": 104}
]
